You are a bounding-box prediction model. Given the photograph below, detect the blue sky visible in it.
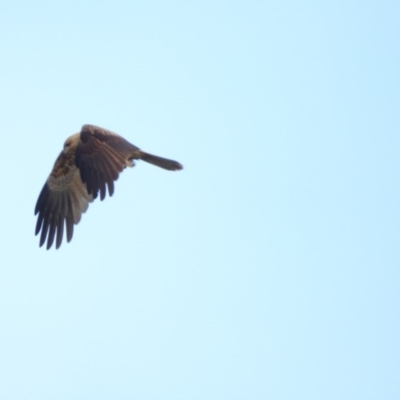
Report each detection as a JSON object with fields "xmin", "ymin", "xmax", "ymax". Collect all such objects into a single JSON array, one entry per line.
[{"xmin": 0, "ymin": 1, "xmax": 399, "ymax": 399}]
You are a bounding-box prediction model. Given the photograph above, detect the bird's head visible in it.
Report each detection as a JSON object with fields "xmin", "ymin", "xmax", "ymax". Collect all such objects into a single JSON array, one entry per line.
[{"xmin": 63, "ymin": 133, "xmax": 80, "ymax": 154}]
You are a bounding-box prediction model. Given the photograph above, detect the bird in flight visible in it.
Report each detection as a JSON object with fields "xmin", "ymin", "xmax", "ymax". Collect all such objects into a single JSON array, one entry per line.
[{"xmin": 35, "ymin": 124, "xmax": 183, "ymax": 250}]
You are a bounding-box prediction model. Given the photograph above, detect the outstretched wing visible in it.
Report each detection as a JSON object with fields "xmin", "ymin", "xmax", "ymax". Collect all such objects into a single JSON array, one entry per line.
[
  {"xmin": 75, "ymin": 124, "xmax": 140, "ymax": 200},
  {"xmin": 34, "ymin": 152, "xmax": 93, "ymax": 250}
]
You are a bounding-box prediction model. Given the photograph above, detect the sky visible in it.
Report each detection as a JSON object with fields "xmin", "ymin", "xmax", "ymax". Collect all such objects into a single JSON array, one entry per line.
[{"xmin": 0, "ymin": 1, "xmax": 399, "ymax": 399}]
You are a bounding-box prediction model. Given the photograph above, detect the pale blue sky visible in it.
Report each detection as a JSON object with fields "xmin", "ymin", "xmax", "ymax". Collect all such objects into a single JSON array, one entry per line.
[{"xmin": 0, "ymin": 1, "xmax": 399, "ymax": 399}]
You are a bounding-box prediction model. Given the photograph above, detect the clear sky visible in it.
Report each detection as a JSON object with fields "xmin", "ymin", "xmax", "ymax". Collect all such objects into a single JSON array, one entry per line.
[{"xmin": 0, "ymin": 1, "xmax": 399, "ymax": 399}]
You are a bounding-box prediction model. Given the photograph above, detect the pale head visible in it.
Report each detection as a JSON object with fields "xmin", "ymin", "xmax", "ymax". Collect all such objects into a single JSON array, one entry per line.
[{"xmin": 63, "ymin": 133, "xmax": 81, "ymax": 154}]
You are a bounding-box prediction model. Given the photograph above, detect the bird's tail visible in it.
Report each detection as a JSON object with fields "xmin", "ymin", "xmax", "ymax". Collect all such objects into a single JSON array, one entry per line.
[{"xmin": 138, "ymin": 151, "xmax": 183, "ymax": 171}]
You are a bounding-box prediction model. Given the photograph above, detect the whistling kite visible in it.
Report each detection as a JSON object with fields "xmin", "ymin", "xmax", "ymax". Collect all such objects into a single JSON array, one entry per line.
[{"xmin": 35, "ymin": 124, "xmax": 183, "ymax": 249}]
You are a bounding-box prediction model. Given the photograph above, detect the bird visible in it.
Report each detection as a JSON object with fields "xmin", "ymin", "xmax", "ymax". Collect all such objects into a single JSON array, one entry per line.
[{"xmin": 34, "ymin": 124, "xmax": 183, "ymax": 250}]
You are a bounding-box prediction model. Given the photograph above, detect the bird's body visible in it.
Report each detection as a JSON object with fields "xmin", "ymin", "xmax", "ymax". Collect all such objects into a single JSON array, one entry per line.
[{"xmin": 35, "ymin": 124, "xmax": 183, "ymax": 249}]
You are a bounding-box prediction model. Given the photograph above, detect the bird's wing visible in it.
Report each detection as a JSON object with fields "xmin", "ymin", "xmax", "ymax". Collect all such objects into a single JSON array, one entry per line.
[
  {"xmin": 75, "ymin": 124, "xmax": 140, "ymax": 200},
  {"xmin": 34, "ymin": 152, "xmax": 93, "ymax": 250}
]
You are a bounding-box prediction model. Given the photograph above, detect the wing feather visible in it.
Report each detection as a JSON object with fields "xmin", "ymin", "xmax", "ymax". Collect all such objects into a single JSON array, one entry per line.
[
  {"xmin": 75, "ymin": 125, "xmax": 139, "ymax": 200},
  {"xmin": 56, "ymin": 214, "xmax": 64, "ymax": 249},
  {"xmin": 34, "ymin": 152, "xmax": 93, "ymax": 249},
  {"xmin": 39, "ymin": 213, "xmax": 50, "ymax": 247}
]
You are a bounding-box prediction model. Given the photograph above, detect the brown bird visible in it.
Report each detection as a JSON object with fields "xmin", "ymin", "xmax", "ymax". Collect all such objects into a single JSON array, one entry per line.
[{"xmin": 35, "ymin": 124, "xmax": 183, "ymax": 250}]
